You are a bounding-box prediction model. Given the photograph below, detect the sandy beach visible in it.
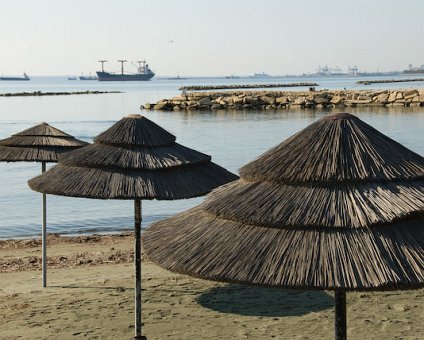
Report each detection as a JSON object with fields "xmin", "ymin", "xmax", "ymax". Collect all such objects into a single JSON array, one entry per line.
[{"xmin": 0, "ymin": 233, "xmax": 422, "ymax": 339}]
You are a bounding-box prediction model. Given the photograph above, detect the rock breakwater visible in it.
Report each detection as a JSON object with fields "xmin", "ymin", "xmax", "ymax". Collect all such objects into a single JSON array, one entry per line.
[
  {"xmin": 179, "ymin": 82, "xmax": 318, "ymax": 91},
  {"xmin": 143, "ymin": 89, "xmax": 424, "ymax": 111},
  {"xmin": 0, "ymin": 90, "xmax": 122, "ymax": 97},
  {"xmin": 357, "ymin": 78, "xmax": 424, "ymax": 85}
]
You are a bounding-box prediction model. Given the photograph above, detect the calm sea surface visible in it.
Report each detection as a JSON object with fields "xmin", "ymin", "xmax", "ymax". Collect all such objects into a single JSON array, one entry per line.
[{"xmin": 0, "ymin": 75, "xmax": 423, "ymax": 239}]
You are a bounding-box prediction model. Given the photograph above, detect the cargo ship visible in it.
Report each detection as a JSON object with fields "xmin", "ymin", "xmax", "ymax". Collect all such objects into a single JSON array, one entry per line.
[
  {"xmin": 96, "ymin": 60, "xmax": 154, "ymax": 81},
  {"xmin": 0, "ymin": 73, "xmax": 30, "ymax": 81}
]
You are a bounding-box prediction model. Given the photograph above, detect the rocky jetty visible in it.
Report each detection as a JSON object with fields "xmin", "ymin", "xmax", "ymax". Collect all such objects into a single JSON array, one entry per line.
[
  {"xmin": 0, "ymin": 90, "xmax": 121, "ymax": 97},
  {"xmin": 357, "ymin": 78, "xmax": 424, "ymax": 85},
  {"xmin": 143, "ymin": 89, "xmax": 424, "ymax": 111},
  {"xmin": 179, "ymin": 82, "xmax": 318, "ymax": 91}
]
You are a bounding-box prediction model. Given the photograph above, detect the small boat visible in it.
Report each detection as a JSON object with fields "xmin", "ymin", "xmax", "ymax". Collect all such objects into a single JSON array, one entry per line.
[
  {"xmin": 167, "ymin": 75, "xmax": 187, "ymax": 80},
  {"xmin": 0, "ymin": 73, "xmax": 30, "ymax": 81},
  {"xmin": 96, "ymin": 60, "xmax": 155, "ymax": 81},
  {"xmin": 225, "ymin": 75, "xmax": 240, "ymax": 79},
  {"xmin": 68, "ymin": 76, "xmax": 77, "ymax": 80}
]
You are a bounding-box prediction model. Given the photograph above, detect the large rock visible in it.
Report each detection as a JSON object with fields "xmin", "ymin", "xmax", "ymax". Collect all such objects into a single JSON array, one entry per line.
[
  {"xmin": 243, "ymin": 96, "xmax": 259, "ymax": 104},
  {"xmin": 190, "ymin": 92, "xmax": 210, "ymax": 98},
  {"xmin": 211, "ymin": 104, "xmax": 223, "ymax": 110},
  {"xmin": 357, "ymin": 95, "xmax": 372, "ymax": 101},
  {"xmin": 276, "ymin": 96, "xmax": 288, "ymax": 104},
  {"xmin": 330, "ymin": 96, "xmax": 343, "ymax": 104},
  {"xmin": 387, "ymin": 92, "xmax": 397, "ymax": 102},
  {"xmin": 292, "ymin": 96, "xmax": 306, "ymax": 105},
  {"xmin": 349, "ymin": 99, "xmax": 373, "ymax": 104},
  {"xmin": 374, "ymin": 93, "xmax": 389, "ymax": 103},
  {"xmin": 198, "ymin": 97, "xmax": 211, "ymax": 105},
  {"xmin": 395, "ymin": 92, "xmax": 404, "ymax": 100},
  {"xmin": 153, "ymin": 100, "xmax": 172, "ymax": 110},
  {"xmin": 222, "ymin": 96, "xmax": 234, "ymax": 104},
  {"xmin": 404, "ymin": 89, "xmax": 418, "ymax": 97},
  {"xmin": 304, "ymin": 100, "xmax": 315, "ymax": 108},
  {"xmin": 171, "ymin": 95, "xmax": 187, "ymax": 101},
  {"xmin": 313, "ymin": 96, "xmax": 329, "ymax": 104},
  {"xmin": 404, "ymin": 91, "xmax": 419, "ymax": 100},
  {"xmin": 260, "ymin": 96, "xmax": 275, "ymax": 105},
  {"xmin": 232, "ymin": 96, "xmax": 243, "ymax": 104}
]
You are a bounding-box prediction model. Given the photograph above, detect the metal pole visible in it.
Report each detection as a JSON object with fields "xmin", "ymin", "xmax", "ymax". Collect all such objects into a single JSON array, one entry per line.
[
  {"xmin": 41, "ymin": 161, "xmax": 47, "ymax": 288},
  {"xmin": 335, "ymin": 290, "xmax": 347, "ymax": 340},
  {"xmin": 118, "ymin": 60, "xmax": 127, "ymax": 75},
  {"xmin": 134, "ymin": 199, "xmax": 146, "ymax": 339},
  {"xmin": 98, "ymin": 60, "xmax": 107, "ymax": 72}
]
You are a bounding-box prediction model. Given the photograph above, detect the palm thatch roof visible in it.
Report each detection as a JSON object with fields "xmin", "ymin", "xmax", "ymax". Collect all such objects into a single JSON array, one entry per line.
[
  {"xmin": 28, "ymin": 114, "xmax": 238, "ymax": 199},
  {"xmin": 142, "ymin": 113, "xmax": 424, "ymax": 291},
  {"xmin": 0, "ymin": 122, "xmax": 88, "ymax": 162}
]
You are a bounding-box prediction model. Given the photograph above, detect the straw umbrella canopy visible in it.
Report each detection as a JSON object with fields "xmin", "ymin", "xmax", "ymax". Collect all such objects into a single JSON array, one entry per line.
[
  {"xmin": 28, "ymin": 114, "xmax": 238, "ymax": 339},
  {"xmin": 0, "ymin": 122, "xmax": 88, "ymax": 288},
  {"xmin": 142, "ymin": 112, "xmax": 424, "ymax": 340}
]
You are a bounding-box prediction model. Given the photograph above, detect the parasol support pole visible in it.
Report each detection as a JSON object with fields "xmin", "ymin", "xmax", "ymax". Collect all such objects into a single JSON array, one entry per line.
[
  {"xmin": 41, "ymin": 161, "xmax": 47, "ymax": 288},
  {"xmin": 335, "ymin": 290, "xmax": 347, "ymax": 340},
  {"xmin": 134, "ymin": 198, "xmax": 147, "ymax": 339}
]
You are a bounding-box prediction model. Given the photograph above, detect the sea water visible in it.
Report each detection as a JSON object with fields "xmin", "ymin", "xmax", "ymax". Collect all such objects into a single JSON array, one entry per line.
[{"xmin": 0, "ymin": 76, "xmax": 423, "ymax": 239}]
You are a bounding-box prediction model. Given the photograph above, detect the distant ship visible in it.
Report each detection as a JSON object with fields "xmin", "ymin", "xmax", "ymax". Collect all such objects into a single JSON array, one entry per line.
[
  {"xmin": 0, "ymin": 73, "xmax": 30, "ymax": 81},
  {"xmin": 167, "ymin": 75, "xmax": 187, "ymax": 80},
  {"xmin": 249, "ymin": 72, "xmax": 271, "ymax": 78},
  {"xmin": 96, "ymin": 60, "xmax": 155, "ymax": 81},
  {"xmin": 68, "ymin": 76, "xmax": 77, "ymax": 80},
  {"xmin": 225, "ymin": 75, "xmax": 240, "ymax": 79},
  {"xmin": 79, "ymin": 72, "xmax": 98, "ymax": 80}
]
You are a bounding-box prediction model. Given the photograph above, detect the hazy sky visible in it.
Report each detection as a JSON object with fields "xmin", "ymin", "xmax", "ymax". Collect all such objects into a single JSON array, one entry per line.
[{"xmin": 1, "ymin": 0, "xmax": 423, "ymax": 76}]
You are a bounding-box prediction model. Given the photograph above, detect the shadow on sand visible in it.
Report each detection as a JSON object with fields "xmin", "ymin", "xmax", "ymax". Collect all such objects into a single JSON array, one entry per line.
[
  {"xmin": 197, "ymin": 284, "xmax": 333, "ymax": 317},
  {"xmin": 50, "ymin": 284, "xmax": 132, "ymax": 291}
]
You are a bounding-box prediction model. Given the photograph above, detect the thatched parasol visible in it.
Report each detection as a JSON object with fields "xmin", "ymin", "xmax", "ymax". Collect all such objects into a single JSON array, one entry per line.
[
  {"xmin": 142, "ymin": 112, "xmax": 424, "ymax": 340},
  {"xmin": 0, "ymin": 122, "xmax": 88, "ymax": 288},
  {"xmin": 28, "ymin": 114, "xmax": 238, "ymax": 339}
]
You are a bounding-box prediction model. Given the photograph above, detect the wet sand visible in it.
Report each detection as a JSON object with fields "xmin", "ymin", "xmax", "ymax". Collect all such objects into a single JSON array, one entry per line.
[{"xmin": 0, "ymin": 234, "xmax": 423, "ymax": 339}]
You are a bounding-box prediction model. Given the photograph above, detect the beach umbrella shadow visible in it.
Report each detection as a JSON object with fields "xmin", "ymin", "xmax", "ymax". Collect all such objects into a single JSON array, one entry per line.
[
  {"xmin": 51, "ymin": 284, "xmax": 133, "ymax": 291},
  {"xmin": 197, "ymin": 284, "xmax": 333, "ymax": 317}
]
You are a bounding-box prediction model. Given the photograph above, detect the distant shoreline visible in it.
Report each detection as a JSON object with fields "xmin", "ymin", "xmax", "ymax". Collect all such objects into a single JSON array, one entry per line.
[{"xmin": 0, "ymin": 90, "xmax": 122, "ymax": 97}]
